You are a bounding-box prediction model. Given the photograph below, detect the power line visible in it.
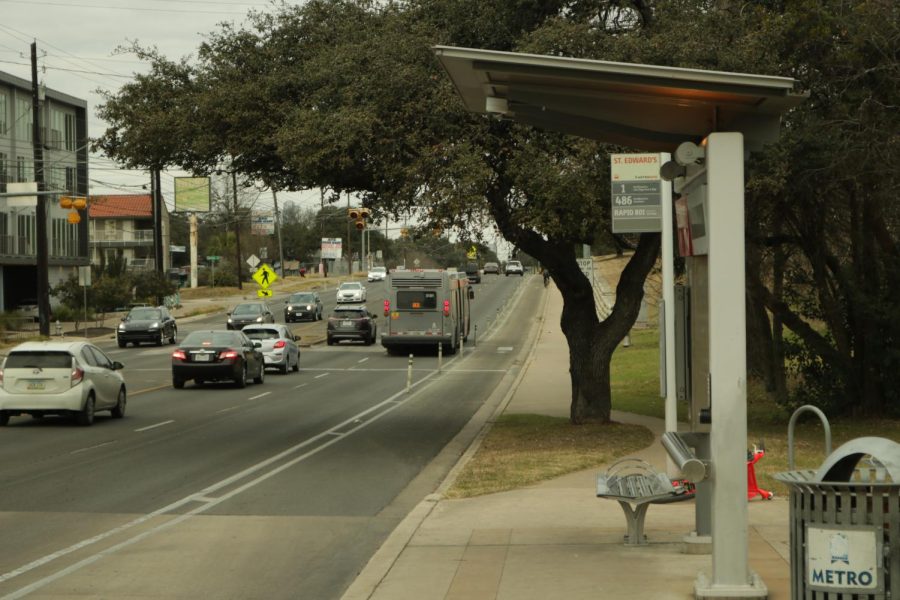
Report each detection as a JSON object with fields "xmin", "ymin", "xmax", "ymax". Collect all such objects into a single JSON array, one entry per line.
[{"xmin": 0, "ymin": 0, "xmax": 253, "ymax": 15}]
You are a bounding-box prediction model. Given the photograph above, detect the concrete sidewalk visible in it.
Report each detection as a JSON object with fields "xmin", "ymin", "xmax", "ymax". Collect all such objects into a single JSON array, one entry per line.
[{"xmin": 343, "ymin": 284, "xmax": 792, "ymax": 600}]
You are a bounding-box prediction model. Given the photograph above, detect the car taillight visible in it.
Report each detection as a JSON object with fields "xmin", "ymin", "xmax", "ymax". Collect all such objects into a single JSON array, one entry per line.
[
  {"xmin": 273, "ymin": 340, "xmax": 286, "ymax": 349},
  {"xmin": 71, "ymin": 367, "xmax": 84, "ymax": 386},
  {"xmin": 0, "ymin": 369, "xmax": 4, "ymax": 384},
  {"xmin": 219, "ymin": 349, "xmax": 239, "ymax": 360},
  {"xmin": 384, "ymin": 300, "xmax": 390, "ymax": 316},
  {"xmin": 172, "ymin": 349, "xmax": 186, "ymax": 360},
  {"xmin": 443, "ymin": 300, "xmax": 450, "ymax": 316}
]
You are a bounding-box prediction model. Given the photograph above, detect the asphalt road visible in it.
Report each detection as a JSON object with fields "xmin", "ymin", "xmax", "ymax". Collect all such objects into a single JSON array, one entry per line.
[{"xmin": 0, "ymin": 272, "xmax": 539, "ymax": 599}]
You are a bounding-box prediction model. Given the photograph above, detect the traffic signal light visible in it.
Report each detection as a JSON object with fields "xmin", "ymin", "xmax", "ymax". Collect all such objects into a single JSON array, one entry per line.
[
  {"xmin": 400, "ymin": 227, "xmax": 409, "ymax": 239},
  {"xmin": 348, "ymin": 207, "xmax": 360, "ymax": 220},
  {"xmin": 60, "ymin": 196, "xmax": 87, "ymax": 224},
  {"xmin": 350, "ymin": 207, "xmax": 369, "ymax": 230}
]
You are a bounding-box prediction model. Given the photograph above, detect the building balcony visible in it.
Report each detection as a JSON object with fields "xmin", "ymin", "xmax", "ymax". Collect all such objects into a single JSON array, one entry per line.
[
  {"xmin": 0, "ymin": 235, "xmax": 81, "ymax": 260},
  {"xmin": 89, "ymin": 229, "xmax": 155, "ymax": 248}
]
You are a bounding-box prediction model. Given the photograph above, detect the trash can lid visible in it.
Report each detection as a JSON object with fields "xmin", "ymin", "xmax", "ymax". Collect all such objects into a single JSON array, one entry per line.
[{"xmin": 814, "ymin": 436, "xmax": 900, "ymax": 483}]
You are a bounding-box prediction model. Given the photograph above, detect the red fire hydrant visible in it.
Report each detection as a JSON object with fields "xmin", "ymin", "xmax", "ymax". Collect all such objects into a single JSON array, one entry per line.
[{"xmin": 747, "ymin": 444, "xmax": 774, "ymax": 500}]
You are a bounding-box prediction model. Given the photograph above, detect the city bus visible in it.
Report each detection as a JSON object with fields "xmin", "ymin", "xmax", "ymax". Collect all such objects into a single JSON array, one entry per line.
[{"xmin": 381, "ymin": 269, "xmax": 473, "ymax": 355}]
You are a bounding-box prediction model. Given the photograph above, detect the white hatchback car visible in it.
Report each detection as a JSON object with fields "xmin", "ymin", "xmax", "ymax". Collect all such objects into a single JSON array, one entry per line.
[
  {"xmin": 0, "ymin": 341, "xmax": 126, "ymax": 426},
  {"xmin": 336, "ymin": 281, "xmax": 367, "ymax": 303}
]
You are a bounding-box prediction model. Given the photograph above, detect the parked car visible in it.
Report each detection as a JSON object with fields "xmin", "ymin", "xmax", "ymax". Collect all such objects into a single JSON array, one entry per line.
[
  {"xmin": 465, "ymin": 261, "xmax": 481, "ymax": 284},
  {"xmin": 226, "ymin": 302, "xmax": 275, "ymax": 330},
  {"xmin": 327, "ymin": 305, "xmax": 378, "ymax": 345},
  {"xmin": 116, "ymin": 306, "xmax": 177, "ymax": 347},
  {"xmin": 15, "ymin": 299, "xmax": 40, "ymax": 322},
  {"xmin": 171, "ymin": 330, "xmax": 265, "ymax": 389},
  {"xmin": 336, "ymin": 282, "xmax": 367, "ymax": 304},
  {"xmin": 243, "ymin": 324, "xmax": 300, "ymax": 374},
  {"xmin": 284, "ymin": 292, "xmax": 322, "ymax": 322},
  {"xmin": 367, "ymin": 266, "xmax": 387, "ymax": 282},
  {"xmin": 505, "ymin": 260, "xmax": 524, "ymax": 276},
  {"xmin": 0, "ymin": 341, "xmax": 126, "ymax": 426},
  {"xmin": 483, "ymin": 262, "xmax": 500, "ymax": 275}
]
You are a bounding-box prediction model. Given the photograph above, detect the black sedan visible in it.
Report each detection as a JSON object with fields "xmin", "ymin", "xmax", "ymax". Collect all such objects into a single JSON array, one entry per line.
[
  {"xmin": 226, "ymin": 302, "xmax": 275, "ymax": 330},
  {"xmin": 116, "ymin": 306, "xmax": 177, "ymax": 347},
  {"xmin": 284, "ymin": 292, "xmax": 323, "ymax": 322},
  {"xmin": 327, "ymin": 305, "xmax": 378, "ymax": 346},
  {"xmin": 171, "ymin": 330, "xmax": 265, "ymax": 388}
]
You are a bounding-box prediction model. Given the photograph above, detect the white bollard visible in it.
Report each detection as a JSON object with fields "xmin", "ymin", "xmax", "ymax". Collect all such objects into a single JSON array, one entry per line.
[
  {"xmin": 406, "ymin": 353, "xmax": 413, "ymax": 392},
  {"xmin": 437, "ymin": 342, "xmax": 442, "ymax": 373}
]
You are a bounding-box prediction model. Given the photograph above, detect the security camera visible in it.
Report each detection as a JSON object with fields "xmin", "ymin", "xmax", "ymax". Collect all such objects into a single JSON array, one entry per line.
[
  {"xmin": 659, "ymin": 161, "xmax": 686, "ymax": 182},
  {"xmin": 674, "ymin": 141, "xmax": 705, "ymax": 167}
]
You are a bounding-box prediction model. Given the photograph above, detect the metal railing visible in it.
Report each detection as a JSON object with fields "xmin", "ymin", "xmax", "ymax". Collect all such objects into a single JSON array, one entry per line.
[{"xmin": 90, "ymin": 229, "xmax": 154, "ymax": 244}]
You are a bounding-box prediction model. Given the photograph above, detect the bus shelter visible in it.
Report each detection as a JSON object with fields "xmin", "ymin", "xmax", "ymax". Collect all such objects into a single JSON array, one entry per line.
[{"xmin": 435, "ymin": 46, "xmax": 805, "ymax": 599}]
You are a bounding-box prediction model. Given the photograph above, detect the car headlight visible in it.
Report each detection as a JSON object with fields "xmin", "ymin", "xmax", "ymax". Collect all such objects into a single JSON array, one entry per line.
[
  {"xmin": 256, "ymin": 316, "xmax": 264, "ymax": 322},
  {"xmin": 287, "ymin": 305, "xmax": 293, "ymax": 311},
  {"xmin": 149, "ymin": 322, "xmax": 160, "ymax": 329},
  {"xmin": 118, "ymin": 324, "xmax": 126, "ymax": 331},
  {"xmin": 227, "ymin": 317, "xmax": 233, "ymax": 323},
  {"xmin": 306, "ymin": 305, "xmax": 312, "ymax": 310}
]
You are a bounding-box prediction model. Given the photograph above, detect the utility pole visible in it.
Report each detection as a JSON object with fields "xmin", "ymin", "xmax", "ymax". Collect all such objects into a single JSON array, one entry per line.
[
  {"xmin": 31, "ymin": 42, "xmax": 50, "ymax": 337},
  {"xmin": 346, "ymin": 191, "xmax": 352, "ymax": 275},
  {"xmin": 231, "ymin": 170, "xmax": 242, "ymax": 289},
  {"xmin": 152, "ymin": 168, "xmax": 164, "ymax": 274},
  {"xmin": 272, "ymin": 189, "xmax": 285, "ymax": 277},
  {"xmin": 320, "ymin": 188, "xmax": 325, "ymax": 276}
]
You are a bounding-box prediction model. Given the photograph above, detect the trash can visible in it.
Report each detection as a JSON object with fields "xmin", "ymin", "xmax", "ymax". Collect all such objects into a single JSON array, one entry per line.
[{"xmin": 775, "ymin": 437, "xmax": 900, "ymax": 599}]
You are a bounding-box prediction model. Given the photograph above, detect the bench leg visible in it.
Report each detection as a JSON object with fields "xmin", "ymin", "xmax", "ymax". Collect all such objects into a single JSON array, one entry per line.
[{"xmin": 617, "ymin": 501, "xmax": 650, "ymax": 545}]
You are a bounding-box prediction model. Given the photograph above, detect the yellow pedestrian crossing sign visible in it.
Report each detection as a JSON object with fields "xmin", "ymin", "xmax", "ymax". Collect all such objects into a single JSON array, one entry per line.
[
  {"xmin": 257, "ymin": 289, "xmax": 273, "ymax": 298},
  {"xmin": 467, "ymin": 245, "xmax": 478, "ymax": 259},
  {"xmin": 252, "ymin": 263, "xmax": 278, "ymax": 289}
]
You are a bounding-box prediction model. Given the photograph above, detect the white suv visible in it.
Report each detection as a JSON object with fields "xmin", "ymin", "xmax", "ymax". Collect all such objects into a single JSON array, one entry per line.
[
  {"xmin": 336, "ymin": 282, "xmax": 367, "ymax": 303},
  {"xmin": 0, "ymin": 341, "xmax": 127, "ymax": 426},
  {"xmin": 505, "ymin": 260, "xmax": 524, "ymax": 276}
]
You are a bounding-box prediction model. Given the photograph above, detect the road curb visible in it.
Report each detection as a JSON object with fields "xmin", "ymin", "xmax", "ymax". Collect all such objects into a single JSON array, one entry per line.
[{"xmin": 339, "ymin": 277, "xmax": 549, "ymax": 600}]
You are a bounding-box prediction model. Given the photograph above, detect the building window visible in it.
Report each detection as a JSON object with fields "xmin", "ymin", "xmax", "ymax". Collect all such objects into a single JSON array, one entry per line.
[
  {"xmin": 65, "ymin": 166, "xmax": 75, "ymax": 193},
  {"xmin": 15, "ymin": 96, "xmax": 31, "ymax": 142},
  {"xmin": 18, "ymin": 213, "xmax": 35, "ymax": 255},
  {"xmin": 16, "ymin": 156, "xmax": 32, "ymax": 183},
  {"xmin": 0, "ymin": 152, "xmax": 7, "ymax": 184},
  {"xmin": 0, "ymin": 90, "xmax": 8, "ymax": 135},
  {"xmin": 65, "ymin": 113, "xmax": 76, "ymax": 151},
  {"xmin": 51, "ymin": 217, "xmax": 79, "ymax": 257}
]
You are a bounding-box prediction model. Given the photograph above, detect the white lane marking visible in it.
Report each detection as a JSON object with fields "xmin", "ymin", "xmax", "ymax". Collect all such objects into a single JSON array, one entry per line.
[
  {"xmin": 70, "ymin": 442, "xmax": 115, "ymax": 455},
  {"xmin": 497, "ymin": 346, "xmax": 514, "ymax": 353},
  {"xmin": 299, "ymin": 368, "xmax": 505, "ymax": 373},
  {"xmin": 248, "ymin": 392, "xmax": 271, "ymax": 401},
  {"xmin": 357, "ymin": 357, "xmax": 369, "ymax": 364},
  {"xmin": 216, "ymin": 406, "xmax": 239, "ymax": 414},
  {"xmin": 0, "ymin": 369, "xmax": 440, "ymax": 597},
  {"xmin": 314, "ymin": 373, "xmax": 329, "ymax": 379},
  {"xmin": 128, "ymin": 369, "xmax": 171, "ymax": 372},
  {"xmin": 293, "ymin": 383, "xmax": 307, "ymax": 390},
  {"xmin": 133, "ymin": 420, "xmax": 174, "ymax": 433}
]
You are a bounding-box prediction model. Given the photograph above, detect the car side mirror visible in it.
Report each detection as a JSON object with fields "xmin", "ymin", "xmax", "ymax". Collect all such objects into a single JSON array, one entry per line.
[
  {"xmin": 469, "ymin": 290, "xmax": 475, "ymax": 299},
  {"xmin": 294, "ymin": 335, "xmax": 300, "ymax": 342},
  {"xmin": 111, "ymin": 361, "xmax": 124, "ymax": 370},
  {"xmin": 253, "ymin": 341, "xmax": 262, "ymax": 348},
  {"xmin": 284, "ymin": 299, "xmax": 288, "ymax": 303}
]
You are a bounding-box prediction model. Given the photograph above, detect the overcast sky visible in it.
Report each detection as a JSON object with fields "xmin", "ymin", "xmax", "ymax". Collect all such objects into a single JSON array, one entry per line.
[{"xmin": 0, "ymin": 0, "xmax": 323, "ymax": 214}]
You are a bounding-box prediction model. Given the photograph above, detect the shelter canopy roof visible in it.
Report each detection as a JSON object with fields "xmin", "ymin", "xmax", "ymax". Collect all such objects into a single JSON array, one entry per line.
[{"xmin": 434, "ymin": 46, "xmax": 806, "ymax": 152}]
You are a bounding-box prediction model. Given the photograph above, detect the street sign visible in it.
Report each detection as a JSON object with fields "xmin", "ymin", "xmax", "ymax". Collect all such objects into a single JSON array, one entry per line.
[
  {"xmin": 259, "ymin": 247, "xmax": 267, "ymax": 259},
  {"xmin": 610, "ymin": 153, "xmax": 664, "ymax": 233},
  {"xmin": 252, "ymin": 263, "xmax": 278, "ymax": 289},
  {"xmin": 257, "ymin": 289, "xmax": 273, "ymax": 298},
  {"xmin": 206, "ymin": 255, "xmax": 220, "ymax": 262},
  {"xmin": 246, "ymin": 254, "xmax": 260, "ymax": 269},
  {"xmin": 78, "ymin": 266, "xmax": 91, "ymax": 287},
  {"xmin": 467, "ymin": 245, "xmax": 478, "ymax": 259}
]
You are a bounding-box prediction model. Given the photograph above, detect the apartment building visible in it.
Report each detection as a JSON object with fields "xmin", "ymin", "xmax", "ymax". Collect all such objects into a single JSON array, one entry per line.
[
  {"xmin": 89, "ymin": 194, "xmax": 170, "ymax": 272},
  {"xmin": 0, "ymin": 70, "xmax": 89, "ymax": 312}
]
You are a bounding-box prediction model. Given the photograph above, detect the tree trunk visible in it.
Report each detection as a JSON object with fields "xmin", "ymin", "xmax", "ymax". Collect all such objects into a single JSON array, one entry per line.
[{"xmin": 556, "ymin": 233, "xmax": 661, "ymax": 424}]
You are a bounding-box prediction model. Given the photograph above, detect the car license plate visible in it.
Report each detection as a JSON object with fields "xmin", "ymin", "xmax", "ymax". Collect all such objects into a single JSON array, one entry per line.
[
  {"xmin": 194, "ymin": 354, "xmax": 212, "ymax": 362},
  {"xmin": 27, "ymin": 381, "xmax": 45, "ymax": 390},
  {"xmin": 342, "ymin": 320, "xmax": 353, "ymax": 327}
]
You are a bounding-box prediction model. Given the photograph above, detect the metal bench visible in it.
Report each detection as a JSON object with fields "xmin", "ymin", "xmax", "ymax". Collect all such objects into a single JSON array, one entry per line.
[{"xmin": 596, "ymin": 458, "xmax": 694, "ymax": 545}]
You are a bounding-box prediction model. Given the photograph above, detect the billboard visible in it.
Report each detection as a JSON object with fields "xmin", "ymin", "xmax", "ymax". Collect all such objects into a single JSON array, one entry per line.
[
  {"xmin": 251, "ymin": 211, "xmax": 275, "ymax": 236},
  {"xmin": 321, "ymin": 237, "xmax": 342, "ymax": 260},
  {"xmin": 174, "ymin": 177, "xmax": 211, "ymax": 212}
]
